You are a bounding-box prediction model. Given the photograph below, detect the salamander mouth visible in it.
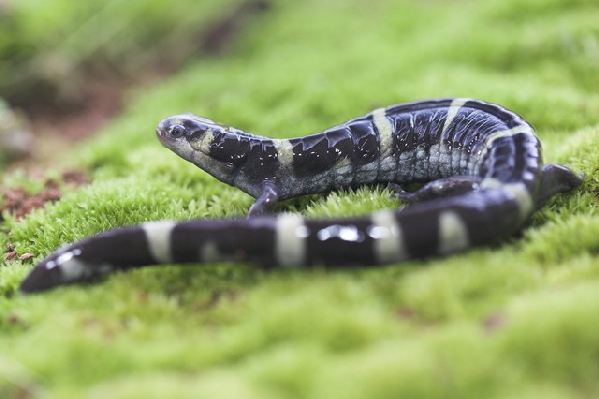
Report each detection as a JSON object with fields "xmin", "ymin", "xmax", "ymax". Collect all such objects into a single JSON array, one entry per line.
[
  {"xmin": 156, "ymin": 127, "xmax": 166, "ymax": 144},
  {"xmin": 156, "ymin": 126, "xmax": 174, "ymax": 148}
]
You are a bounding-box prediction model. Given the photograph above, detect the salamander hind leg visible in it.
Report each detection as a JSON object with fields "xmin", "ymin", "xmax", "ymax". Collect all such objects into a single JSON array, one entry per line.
[
  {"xmin": 536, "ymin": 163, "xmax": 583, "ymax": 208},
  {"xmin": 389, "ymin": 176, "xmax": 484, "ymax": 204},
  {"xmin": 248, "ymin": 181, "xmax": 279, "ymax": 217}
]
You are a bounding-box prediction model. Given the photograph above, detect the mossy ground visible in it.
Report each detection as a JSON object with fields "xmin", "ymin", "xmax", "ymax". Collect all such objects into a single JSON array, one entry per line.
[{"xmin": 2, "ymin": 0, "xmax": 599, "ymax": 397}]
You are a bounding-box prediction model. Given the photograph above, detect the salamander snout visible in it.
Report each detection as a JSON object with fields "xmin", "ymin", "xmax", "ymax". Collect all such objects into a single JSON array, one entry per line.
[{"xmin": 156, "ymin": 116, "xmax": 189, "ymax": 147}]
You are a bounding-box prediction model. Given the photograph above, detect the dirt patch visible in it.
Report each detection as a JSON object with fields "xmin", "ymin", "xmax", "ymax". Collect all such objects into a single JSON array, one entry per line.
[
  {"xmin": 0, "ymin": 181, "xmax": 60, "ymax": 221},
  {"xmin": 1, "ymin": 169, "xmax": 89, "ymax": 261},
  {"xmin": 0, "ymin": 169, "xmax": 89, "ymax": 221}
]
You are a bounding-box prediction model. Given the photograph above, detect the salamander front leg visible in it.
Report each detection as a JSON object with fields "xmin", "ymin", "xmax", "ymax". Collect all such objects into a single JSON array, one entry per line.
[
  {"xmin": 389, "ymin": 176, "xmax": 484, "ymax": 203},
  {"xmin": 248, "ymin": 181, "xmax": 279, "ymax": 217}
]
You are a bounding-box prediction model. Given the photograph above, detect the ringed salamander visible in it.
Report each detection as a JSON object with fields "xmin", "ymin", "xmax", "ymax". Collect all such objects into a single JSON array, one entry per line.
[{"xmin": 20, "ymin": 98, "xmax": 582, "ymax": 293}]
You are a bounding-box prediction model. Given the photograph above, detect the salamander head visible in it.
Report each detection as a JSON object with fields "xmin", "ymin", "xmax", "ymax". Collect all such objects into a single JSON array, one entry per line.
[
  {"xmin": 157, "ymin": 113, "xmax": 232, "ymax": 152},
  {"xmin": 156, "ymin": 113, "xmax": 237, "ymax": 183}
]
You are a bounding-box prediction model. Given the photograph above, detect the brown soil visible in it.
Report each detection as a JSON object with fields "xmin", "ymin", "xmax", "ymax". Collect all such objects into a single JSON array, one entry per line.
[
  {"xmin": 0, "ymin": 169, "xmax": 89, "ymax": 222},
  {"xmin": 1, "ymin": 170, "xmax": 89, "ymax": 260}
]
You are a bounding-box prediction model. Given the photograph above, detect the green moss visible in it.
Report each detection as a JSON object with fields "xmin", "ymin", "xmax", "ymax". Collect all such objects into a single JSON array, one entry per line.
[{"xmin": 1, "ymin": 0, "xmax": 599, "ymax": 397}]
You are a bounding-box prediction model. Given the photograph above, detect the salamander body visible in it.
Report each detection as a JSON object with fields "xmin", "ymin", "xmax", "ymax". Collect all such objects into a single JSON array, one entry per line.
[{"xmin": 20, "ymin": 98, "xmax": 582, "ymax": 293}]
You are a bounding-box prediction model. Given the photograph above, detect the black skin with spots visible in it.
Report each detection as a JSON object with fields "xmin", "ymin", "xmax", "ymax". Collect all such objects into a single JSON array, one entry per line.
[{"xmin": 19, "ymin": 98, "xmax": 583, "ymax": 293}]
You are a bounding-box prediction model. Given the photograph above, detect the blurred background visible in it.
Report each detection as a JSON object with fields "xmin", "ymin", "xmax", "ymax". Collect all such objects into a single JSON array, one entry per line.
[
  {"xmin": 0, "ymin": 0, "xmax": 266, "ymax": 162},
  {"xmin": 1, "ymin": 0, "xmax": 597, "ymax": 164}
]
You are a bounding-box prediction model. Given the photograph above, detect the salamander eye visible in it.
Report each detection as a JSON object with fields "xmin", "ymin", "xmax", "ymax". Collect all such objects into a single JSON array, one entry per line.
[{"xmin": 168, "ymin": 124, "xmax": 186, "ymax": 138}]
